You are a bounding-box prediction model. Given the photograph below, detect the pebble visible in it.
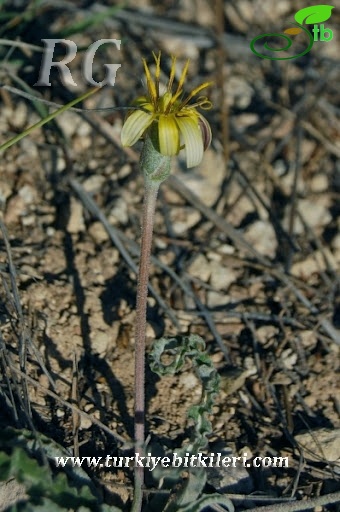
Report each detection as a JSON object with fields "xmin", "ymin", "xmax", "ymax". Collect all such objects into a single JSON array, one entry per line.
[
  {"xmin": 80, "ymin": 415, "xmax": 93, "ymax": 430},
  {"xmin": 209, "ymin": 261, "xmax": 237, "ymax": 291},
  {"xmin": 82, "ymin": 174, "xmax": 106, "ymax": 193},
  {"xmin": 0, "ymin": 479, "xmax": 27, "ymax": 511},
  {"xmin": 281, "ymin": 348, "xmax": 298, "ymax": 370},
  {"xmin": 187, "ymin": 254, "xmax": 211, "ymax": 282},
  {"xmin": 284, "ymin": 199, "xmax": 331, "ymax": 234},
  {"xmin": 10, "ymin": 102, "xmax": 28, "ymax": 128},
  {"xmin": 291, "ymin": 248, "xmax": 338, "ymax": 278},
  {"xmin": 88, "ymin": 221, "xmax": 109, "ymax": 244},
  {"xmin": 56, "ymin": 111, "xmax": 80, "ymax": 138},
  {"xmin": 177, "ymin": 150, "xmax": 225, "ymax": 207},
  {"xmin": 171, "ymin": 207, "xmax": 201, "ymax": 235},
  {"xmin": 91, "ymin": 330, "xmax": 112, "ymax": 356},
  {"xmin": 207, "ymin": 444, "xmax": 254, "ymax": 493},
  {"xmin": 108, "ymin": 197, "xmax": 129, "ymax": 225},
  {"xmin": 243, "ymin": 220, "xmax": 277, "ymax": 258},
  {"xmin": 224, "ymin": 76, "xmax": 253, "ymax": 109},
  {"xmin": 309, "ymin": 174, "xmax": 329, "ymax": 193},
  {"xmin": 0, "ymin": 180, "xmax": 12, "ymax": 205},
  {"xmin": 234, "ymin": 113, "xmax": 259, "ymax": 131},
  {"xmin": 207, "ymin": 290, "xmax": 230, "ymax": 307},
  {"xmin": 67, "ymin": 197, "xmax": 85, "ymax": 234},
  {"xmin": 295, "ymin": 428, "xmax": 340, "ymax": 462},
  {"xmin": 19, "ymin": 184, "xmax": 36, "ymax": 205},
  {"xmin": 4, "ymin": 194, "xmax": 25, "ymax": 225}
]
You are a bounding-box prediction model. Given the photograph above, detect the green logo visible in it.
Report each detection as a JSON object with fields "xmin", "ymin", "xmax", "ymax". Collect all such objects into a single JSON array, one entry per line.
[{"xmin": 250, "ymin": 4, "xmax": 334, "ymax": 60}]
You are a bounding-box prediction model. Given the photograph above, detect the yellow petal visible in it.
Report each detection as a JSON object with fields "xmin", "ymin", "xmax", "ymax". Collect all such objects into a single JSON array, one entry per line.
[
  {"xmin": 167, "ymin": 55, "xmax": 177, "ymax": 93},
  {"xmin": 168, "ymin": 59, "xmax": 190, "ymax": 107},
  {"xmin": 142, "ymin": 58, "xmax": 157, "ymax": 104},
  {"xmin": 176, "ymin": 115, "xmax": 203, "ymax": 168},
  {"xmin": 181, "ymin": 81, "xmax": 214, "ymax": 108},
  {"xmin": 152, "ymin": 51, "xmax": 161, "ymax": 99},
  {"xmin": 176, "ymin": 59, "xmax": 189, "ymax": 96},
  {"xmin": 121, "ymin": 110, "xmax": 153, "ymax": 147},
  {"xmin": 158, "ymin": 115, "xmax": 180, "ymax": 156}
]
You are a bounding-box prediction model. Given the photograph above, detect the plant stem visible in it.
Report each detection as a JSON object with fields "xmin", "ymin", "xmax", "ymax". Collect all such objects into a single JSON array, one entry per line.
[{"xmin": 132, "ymin": 179, "xmax": 160, "ymax": 512}]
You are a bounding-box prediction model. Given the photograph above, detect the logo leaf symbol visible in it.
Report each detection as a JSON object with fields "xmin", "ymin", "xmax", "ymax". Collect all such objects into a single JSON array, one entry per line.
[
  {"xmin": 294, "ymin": 5, "xmax": 334, "ymax": 25},
  {"xmin": 283, "ymin": 28, "xmax": 303, "ymax": 35}
]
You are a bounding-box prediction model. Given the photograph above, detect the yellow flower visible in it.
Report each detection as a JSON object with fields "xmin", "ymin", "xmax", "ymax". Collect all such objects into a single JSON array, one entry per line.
[{"xmin": 121, "ymin": 52, "xmax": 212, "ymax": 168}]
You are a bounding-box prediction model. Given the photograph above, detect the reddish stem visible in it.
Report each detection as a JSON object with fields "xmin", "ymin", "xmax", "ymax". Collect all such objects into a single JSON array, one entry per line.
[{"xmin": 132, "ymin": 180, "xmax": 159, "ymax": 511}]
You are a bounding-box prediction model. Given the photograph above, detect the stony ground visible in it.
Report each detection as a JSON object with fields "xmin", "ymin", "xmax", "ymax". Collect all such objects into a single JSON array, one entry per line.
[{"xmin": 0, "ymin": 0, "xmax": 339, "ymax": 510}]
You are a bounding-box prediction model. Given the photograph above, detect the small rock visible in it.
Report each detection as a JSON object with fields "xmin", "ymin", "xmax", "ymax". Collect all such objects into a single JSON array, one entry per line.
[
  {"xmin": 92, "ymin": 330, "xmax": 111, "ymax": 356},
  {"xmin": 77, "ymin": 119, "xmax": 92, "ymax": 137},
  {"xmin": 82, "ymin": 175, "xmax": 106, "ymax": 193},
  {"xmin": 291, "ymin": 248, "xmax": 338, "ymax": 278},
  {"xmin": 234, "ymin": 113, "xmax": 259, "ymax": 131},
  {"xmin": 187, "ymin": 254, "xmax": 211, "ymax": 282},
  {"xmin": 19, "ymin": 184, "xmax": 36, "ymax": 205},
  {"xmin": 73, "ymin": 134, "xmax": 92, "ymax": 151},
  {"xmin": 256, "ymin": 325, "xmax": 279, "ymax": 345},
  {"xmin": 209, "ymin": 261, "xmax": 237, "ymax": 291},
  {"xmin": 80, "ymin": 415, "xmax": 93, "ymax": 430},
  {"xmin": 0, "ymin": 180, "xmax": 12, "ymax": 206},
  {"xmin": 299, "ymin": 330, "xmax": 317, "ymax": 349},
  {"xmin": 10, "ymin": 102, "xmax": 28, "ymax": 128},
  {"xmin": 108, "ymin": 197, "xmax": 129, "ymax": 225},
  {"xmin": 207, "ymin": 444, "xmax": 254, "ymax": 494},
  {"xmin": 295, "ymin": 428, "xmax": 340, "ymax": 462},
  {"xmin": 207, "ymin": 290, "xmax": 230, "ymax": 307},
  {"xmin": 20, "ymin": 137, "xmax": 39, "ymax": 158},
  {"xmin": 0, "ymin": 479, "xmax": 28, "ymax": 511},
  {"xmin": 56, "ymin": 111, "xmax": 80, "ymax": 138},
  {"xmin": 300, "ymin": 140, "xmax": 317, "ymax": 165},
  {"xmin": 171, "ymin": 207, "xmax": 201, "ymax": 235},
  {"xmin": 284, "ymin": 199, "xmax": 332, "ymax": 234},
  {"xmin": 4, "ymin": 194, "xmax": 25, "ymax": 225},
  {"xmin": 243, "ymin": 220, "xmax": 277, "ymax": 258},
  {"xmin": 178, "ymin": 150, "xmax": 225, "ymax": 206},
  {"xmin": 225, "ymin": 3, "xmax": 249, "ymax": 33},
  {"xmin": 224, "ymin": 76, "xmax": 253, "ymax": 109},
  {"xmin": 179, "ymin": 372, "xmax": 200, "ymax": 394},
  {"xmin": 281, "ymin": 348, "xmax": 298, "ymax": 370},
  {"xmin": 89, "ymin": 221, "xmax": 109, "ymax": 244},
  {"xmin": 21, "ymin": 214, "xmax": 35, "ymax": 226},
  {"xmin": 218, "ymin": 244, "xmax": 235, "ymax": 255},
  {"xmin": 67, "ymin": 197, "xmax": 85, "ymax": 234}
]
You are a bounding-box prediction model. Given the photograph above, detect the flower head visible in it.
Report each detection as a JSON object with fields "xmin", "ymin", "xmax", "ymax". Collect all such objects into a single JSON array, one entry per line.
[{"xmin": 121, "ymin": 52, "xmax": 212, "ymax": 168}]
